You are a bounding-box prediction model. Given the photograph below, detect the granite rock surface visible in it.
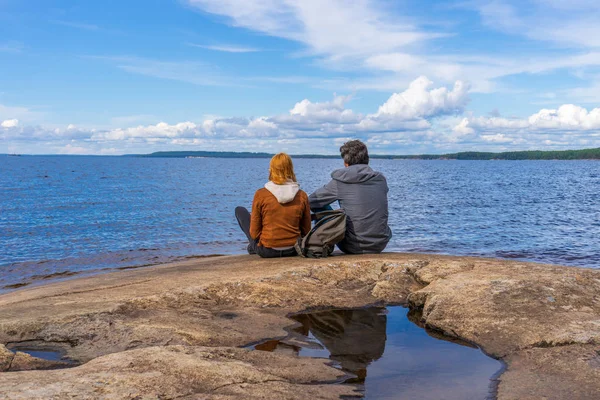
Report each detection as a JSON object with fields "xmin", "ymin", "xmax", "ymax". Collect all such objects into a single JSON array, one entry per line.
[{"xmin": 0, "ymin": 253, "xmax": 599, "ymax": 399}]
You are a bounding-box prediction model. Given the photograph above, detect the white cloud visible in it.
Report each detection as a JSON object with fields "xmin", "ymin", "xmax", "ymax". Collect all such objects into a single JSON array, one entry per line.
[
  {"xmin": 186, "ymin": 0, "xmax": 442, "ymax": 60},
  {"xmin": 285, "ymin": 94, "xmax": 358, "ymax": 123},
  {"xmin": 289, "ymin": 94, "xmax": 350, "ymax": 116},
  {"xmin": 364, "ymin": 53, "xmax": 423, "ymax": 73},
  {"xmin": 453, "ymin": 118, "xmax": 474, "ymax": 136},
  {"xmin": 1, "ymin": 119, "xmax": 18, "ymax": 128},
  {"xmin": 471, "ymin": 0, "xmax": 600, "ymax": 49},
  {"xmin": 58, "ymin": 143, "xmax": 92, "ymax": 155},
  {"xmin": 247, "ymin": 117, "xmax": 277, "ymax": 131},
  {"xmin": 92, "ymin": 121, "xmax": 200, "ymax": 141},
  {"xmin": 528, "ymin": 105, "xmax": 600, "ymax": 129},
  {"xmin": 458, "ymin": 116, "xmax": 529, "ymax": 132},
  {"xmin": 450, "ymin": 104, "xmax": 600, "ymax": 150},
  {"xmin": 1, "ymin": 122, "xmax": 102, "ymax": 142},
  {"xmin": 480, "ymin": 133, "xmax": 514, "ymax": 143},
  {"xmin": 91, "ymin": 56, "xmax": 235, "ymax": 87},
  {"xmin": 274, "ymin": 77, "xmax": 470, "ymax": 134},
  {"xmin": 373, "ymin": 76, "xmax": 469, "ymax": 119}
]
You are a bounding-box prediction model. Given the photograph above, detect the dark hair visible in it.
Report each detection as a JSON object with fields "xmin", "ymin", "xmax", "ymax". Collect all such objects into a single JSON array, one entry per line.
[{"xmin": 340, "ymin": 140, "xmax": 369, "ymax": 165}]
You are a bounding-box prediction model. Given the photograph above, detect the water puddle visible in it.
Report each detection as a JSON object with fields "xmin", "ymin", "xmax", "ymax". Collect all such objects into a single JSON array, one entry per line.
[
  {"xmin": 7, "ymin": 342, "xmax": 79, "ymax": 370},
  {"xmin": 11, "ymin": 348, "xmax": 65, "ymax": 362},
  {"xmin": 252, "ymin": 306, "xmax": 502, "ymax": 399}
]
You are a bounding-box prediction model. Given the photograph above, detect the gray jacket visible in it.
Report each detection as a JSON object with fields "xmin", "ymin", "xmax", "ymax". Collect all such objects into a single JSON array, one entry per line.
[{"xmin": 309, "ymin": 164, "xmax": 392, "ymax": 254}]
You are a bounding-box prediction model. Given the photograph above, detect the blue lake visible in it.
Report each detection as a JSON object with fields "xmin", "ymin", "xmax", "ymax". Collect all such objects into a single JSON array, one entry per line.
[{"xmin": 1, "ymin": 155, "xmax": 599, "ymax": 289}]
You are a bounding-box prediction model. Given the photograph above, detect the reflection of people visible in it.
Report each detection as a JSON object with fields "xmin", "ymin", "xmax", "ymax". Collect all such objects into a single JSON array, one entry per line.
[
  {"xmin": 292, "ymin": 307, "xmax": 387, "ymax": 381},
  {"xmin": 235, "ymin": 153, "xmax": 311, "ymax": 258},
  {"xmin": 308, "ymin": 140, "xmax": 392, "ymax": 254}
]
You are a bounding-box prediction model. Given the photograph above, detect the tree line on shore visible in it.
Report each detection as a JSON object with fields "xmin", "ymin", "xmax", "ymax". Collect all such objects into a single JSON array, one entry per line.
[{"xmin": 135, "ymin": 147, "xmax": 600, "ymax": 160}]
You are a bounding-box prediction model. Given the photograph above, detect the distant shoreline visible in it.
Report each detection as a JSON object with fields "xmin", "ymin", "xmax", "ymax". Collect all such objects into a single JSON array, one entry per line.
[
  {"xmin": 133, "ymin": 147, "xmax": 600, "ymax": 160},
  {"xmin": 3, "ymin": 147, "xmax": 600, "ymax": 160}
]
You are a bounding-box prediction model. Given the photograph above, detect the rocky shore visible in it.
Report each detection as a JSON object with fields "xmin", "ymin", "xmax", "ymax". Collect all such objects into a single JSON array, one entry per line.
[{"xmin": 0, "ymin": 253, "xmax": 599, "ymax": 399}]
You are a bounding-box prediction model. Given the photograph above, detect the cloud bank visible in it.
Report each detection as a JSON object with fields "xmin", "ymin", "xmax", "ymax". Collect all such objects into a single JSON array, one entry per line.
[{"xmin": 3, "ymin": 77, "xmax": 600, "ymax": 155}]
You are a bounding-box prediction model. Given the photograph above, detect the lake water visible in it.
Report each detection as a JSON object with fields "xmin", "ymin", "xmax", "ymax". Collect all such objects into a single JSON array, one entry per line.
[
  {"xmin": 2, "ymin": 155, "xmax": 599, "ymax": 289},
  {"xmin": 252, "ymin": 306, "xmax": 502, "ymax": 399}
]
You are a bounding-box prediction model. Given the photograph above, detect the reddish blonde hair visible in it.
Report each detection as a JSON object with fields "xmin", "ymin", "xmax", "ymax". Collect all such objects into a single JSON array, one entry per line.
[{"xmin": 269, "ymin": 153, "xmax": 297, "ymax": 184}]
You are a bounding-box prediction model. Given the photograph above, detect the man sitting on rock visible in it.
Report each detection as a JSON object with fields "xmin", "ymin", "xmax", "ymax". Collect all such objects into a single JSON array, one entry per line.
[{"xmin": 309, "ymin": 140, "xmax": 392, "ymax": 254}]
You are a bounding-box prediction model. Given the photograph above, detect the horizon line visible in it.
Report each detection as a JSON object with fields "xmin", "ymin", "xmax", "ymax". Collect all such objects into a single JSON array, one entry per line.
[{"xmin": 3, "ymin": 146, "xmax": 600, "ymax": 158}]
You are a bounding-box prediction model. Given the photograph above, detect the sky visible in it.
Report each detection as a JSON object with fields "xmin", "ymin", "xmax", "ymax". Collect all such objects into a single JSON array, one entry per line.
[{"xmin": 1, "ymin": 0, "xmax": 600, "ymax": 155}]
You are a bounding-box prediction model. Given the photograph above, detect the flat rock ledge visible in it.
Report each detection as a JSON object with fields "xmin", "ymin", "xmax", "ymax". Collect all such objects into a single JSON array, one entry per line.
[{"xmin": 0, "ymin": 253, "xmax": 599, "ymax": 399}]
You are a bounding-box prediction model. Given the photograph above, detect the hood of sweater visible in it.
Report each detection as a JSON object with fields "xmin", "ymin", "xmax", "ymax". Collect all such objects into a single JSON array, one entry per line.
[
  {"xmin": 264, "ymin": 180, "xmax": 300, "ymax": 204},
  {"xmin": 331, "ymin": 164, "xmax": 382, "ymax": 184}
]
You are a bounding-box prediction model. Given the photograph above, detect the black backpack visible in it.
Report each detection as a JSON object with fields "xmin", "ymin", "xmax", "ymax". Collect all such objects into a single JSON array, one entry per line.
[{"xmin": 295, "ymin": 209, "xmax": 346, "ymax": 258}]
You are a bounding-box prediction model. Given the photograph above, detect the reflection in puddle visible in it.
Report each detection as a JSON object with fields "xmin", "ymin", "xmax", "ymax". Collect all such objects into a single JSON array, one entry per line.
[
  {"xmin": 253, "ymin": 306, "xmax": 502, "ymax": 399},
  {"xmin": 7, "ymin": 343, "xmax": 79, "ymax": 370},
  {"xmin": 11, "ymin": 348, "xmax": 65, "ymax": 362}
]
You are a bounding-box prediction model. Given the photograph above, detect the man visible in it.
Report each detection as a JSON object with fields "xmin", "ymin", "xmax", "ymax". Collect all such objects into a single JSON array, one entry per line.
[{"xmin": 309, "ymin": 140, "xmax": 392, "ymax": 254}]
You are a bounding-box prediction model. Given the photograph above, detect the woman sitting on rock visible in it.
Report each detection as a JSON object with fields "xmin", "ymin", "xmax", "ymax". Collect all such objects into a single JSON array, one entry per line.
[{"xmin": 235, "ymin": 153, "xmax": 311, "ymax": 258}]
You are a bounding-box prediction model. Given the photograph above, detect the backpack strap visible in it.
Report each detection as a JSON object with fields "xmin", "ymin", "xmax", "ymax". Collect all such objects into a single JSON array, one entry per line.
[{"xmin": 294, "ymin": 239, "xmax": 305, "ymax": 258}]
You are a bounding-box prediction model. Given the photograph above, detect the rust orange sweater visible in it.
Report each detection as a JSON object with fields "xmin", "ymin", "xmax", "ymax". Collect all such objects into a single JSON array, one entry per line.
[{"xmin": 250, "ymin": 188, "xmax": 311, "ymax": 248}]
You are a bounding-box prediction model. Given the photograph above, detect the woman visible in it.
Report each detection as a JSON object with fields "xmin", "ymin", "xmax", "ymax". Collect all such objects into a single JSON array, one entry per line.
[{"xmin": 235, "ymin": 153, "xmax": 311, "ymax": 258}]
